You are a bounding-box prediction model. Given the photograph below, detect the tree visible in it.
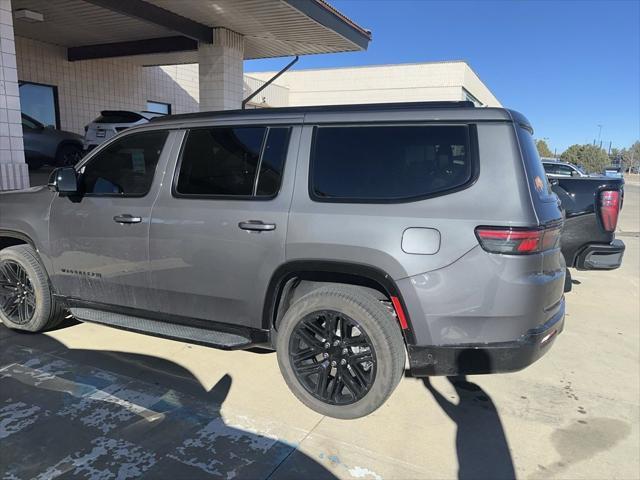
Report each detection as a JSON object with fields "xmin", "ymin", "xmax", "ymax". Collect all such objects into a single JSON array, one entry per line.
[
  {"xmin": 535, "ymin": 139, "xmax": 554, "ymax": 158},
  {"xmin": 560, "ymin": 144, "xmax": 610, "ymax": 174},
  {"xmin": 609, "ymin": 147, "xmax": 621, "ymax": 162},
  {"xmin": 621, "ymin": 141, "xmax": 640, "ymax": 173}
]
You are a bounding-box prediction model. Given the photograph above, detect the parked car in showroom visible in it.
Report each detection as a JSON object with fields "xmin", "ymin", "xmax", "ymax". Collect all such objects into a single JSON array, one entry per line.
[
  {"xmin": 22, "ymin": 113, "xmax": 84, "ymax": 170},
  {"xmin": 83, "ymin": 110, "xmax": 165, "ymax": 152},
  {"xmin": 0, "ymin": 101, "xmax": 566, "ymax": 419}
]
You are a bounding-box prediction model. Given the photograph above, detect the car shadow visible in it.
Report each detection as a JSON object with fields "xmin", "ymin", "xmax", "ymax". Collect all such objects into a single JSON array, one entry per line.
[
  {"xmin": 0, "ymin": 326, "xmax": 338, "ymax": 479},
  {"xmin": 422, "ymin": 350, "xmax": 516, "ymax": 480}
]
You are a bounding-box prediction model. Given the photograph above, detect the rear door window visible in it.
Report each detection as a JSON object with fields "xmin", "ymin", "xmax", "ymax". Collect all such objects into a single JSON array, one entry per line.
[
  {"xmin": 310, "ymin": 125, "xmax": 475, "ymax": 202},
  {"xmin": 175, "ymin": 126, "xmax": 291, "ymax": 198}
]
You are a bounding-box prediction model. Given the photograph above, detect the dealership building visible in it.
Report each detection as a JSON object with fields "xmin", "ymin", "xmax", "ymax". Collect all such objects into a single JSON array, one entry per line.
[{"xmin": 0, "ymin": 0, "xmax": 500, "ymax": 191}]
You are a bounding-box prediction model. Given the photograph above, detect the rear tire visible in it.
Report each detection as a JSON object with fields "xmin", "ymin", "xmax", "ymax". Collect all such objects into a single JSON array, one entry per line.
[
  {"xmin": 0, "ymin": 245, "xmax": 65, "ymax": 332},
  {"xmin": 276, "ymin": 285, "xmax": 405, "ymax": 419}
]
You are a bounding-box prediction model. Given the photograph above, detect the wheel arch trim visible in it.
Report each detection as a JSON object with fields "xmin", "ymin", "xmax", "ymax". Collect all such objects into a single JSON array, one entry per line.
[
  {"xmin": 0, "ymin": 229, "xmax": 36, "ymax": 249},
  {"xmin": 262, "ymin": 260, "xmax": 416, "ymax": 344}
]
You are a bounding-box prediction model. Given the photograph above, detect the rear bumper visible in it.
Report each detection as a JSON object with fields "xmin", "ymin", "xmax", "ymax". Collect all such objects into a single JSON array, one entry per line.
[
  {"xmin": 407, "ymin": 299, "xmax": 565, "ymax": 376},
  {"xmin": 575, "ymin": 239, "xmax": 625, "ymax": 270}
]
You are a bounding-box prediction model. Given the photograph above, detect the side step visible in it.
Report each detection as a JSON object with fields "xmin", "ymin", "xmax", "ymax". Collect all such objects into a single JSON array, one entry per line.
[{"xmin": 70, "ymin": 308, "xmax": 253, "ymax": 350}]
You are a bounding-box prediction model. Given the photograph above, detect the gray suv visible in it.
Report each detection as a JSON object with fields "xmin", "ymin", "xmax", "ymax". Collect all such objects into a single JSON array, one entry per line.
[{"xmin": 0, "ymin": 102, "xmax": 566, "ymax": 419}]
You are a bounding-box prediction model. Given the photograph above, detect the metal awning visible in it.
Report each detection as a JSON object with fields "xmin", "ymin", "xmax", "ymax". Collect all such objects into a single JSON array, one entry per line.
[{"xmin": 11, "ymin": 0, "xmax": 371, "ymax": 66}]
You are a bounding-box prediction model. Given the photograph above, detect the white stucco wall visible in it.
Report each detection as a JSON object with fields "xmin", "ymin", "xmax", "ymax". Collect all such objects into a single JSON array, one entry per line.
[
  {"xmin": 249, "ymin": 61, "xmax": 501, "ymax": 107},
  {"xmin": 243, "ymin": 74, "xmax": 289, "ymax": 108}
]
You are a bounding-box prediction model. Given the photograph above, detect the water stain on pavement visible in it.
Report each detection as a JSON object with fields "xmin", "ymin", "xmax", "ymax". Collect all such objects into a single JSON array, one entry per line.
[{"xmin": 530, "ymin": 417, "xmax": 631, "ymax": 478}]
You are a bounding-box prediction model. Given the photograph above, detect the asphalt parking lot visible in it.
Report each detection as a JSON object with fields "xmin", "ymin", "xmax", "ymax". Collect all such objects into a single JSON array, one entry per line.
[{"xmin": 1, "ymin": 182, "xmax": 638, "ymax": 479}]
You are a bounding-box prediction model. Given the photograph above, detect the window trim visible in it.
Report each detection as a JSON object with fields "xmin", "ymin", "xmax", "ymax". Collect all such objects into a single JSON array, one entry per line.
[
  {"xmin": 78, "ymin": 130, "xmax": 170, "ymax": 199},
  {"xmin": 171, "ymin": 125, "xmax": 292, "ymax": 201},
  {"xmin": 308, "ymin": 123, "xmax": 480, "ymax": 204}
]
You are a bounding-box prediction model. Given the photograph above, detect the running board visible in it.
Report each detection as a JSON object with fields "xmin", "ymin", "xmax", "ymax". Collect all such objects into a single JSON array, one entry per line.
[{"xmin": 70, "ymin": 308, "xmax": 254, "ymax": 350}]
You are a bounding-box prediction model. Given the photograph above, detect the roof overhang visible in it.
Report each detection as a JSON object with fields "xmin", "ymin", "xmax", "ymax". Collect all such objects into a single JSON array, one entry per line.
[{"xmin": 12, "ymin": 0, "xmax": 371, "ymax": 66}]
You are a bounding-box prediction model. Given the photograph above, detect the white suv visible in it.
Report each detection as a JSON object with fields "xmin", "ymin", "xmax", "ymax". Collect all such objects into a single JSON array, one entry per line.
[
  {"xmin": 84, "ymin": 110, "xmax": 165, "ymax": 152},
  {"xmin": 542, "ymin": 159, "xmax": 589, "ymax": 178}
]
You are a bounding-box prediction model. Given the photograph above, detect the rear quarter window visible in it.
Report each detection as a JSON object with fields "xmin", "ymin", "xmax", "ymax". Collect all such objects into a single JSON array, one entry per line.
[
  {"xmin": 310, "ymin": 125, "xmax": 476, "ymax": 202},
  {"xmin": 516, "ymin": 126, "xmax": 556, "ymax": 202}
]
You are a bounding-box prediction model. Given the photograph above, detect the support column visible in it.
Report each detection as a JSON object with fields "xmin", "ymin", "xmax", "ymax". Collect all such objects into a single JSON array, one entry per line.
[
  {"xmin": 0, "ymin": 0, "xmax": 28, "ymax": 190},
  {"xmin": 198, "ymin": 28, "xmax": 244, "ymax": 111}
]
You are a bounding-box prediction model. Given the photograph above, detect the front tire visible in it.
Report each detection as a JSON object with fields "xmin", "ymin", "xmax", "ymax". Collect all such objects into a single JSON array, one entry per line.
[
  {"xmin": 56, "ymin": 144, "xmax": 83, "ymax": 167},
  {"xmin": 0, "ymin": 245, "xmax": 65, "ymax": 332},
  {"xmin": 276, "ymin": 285, "xmax": 405, "ymax": 419}
]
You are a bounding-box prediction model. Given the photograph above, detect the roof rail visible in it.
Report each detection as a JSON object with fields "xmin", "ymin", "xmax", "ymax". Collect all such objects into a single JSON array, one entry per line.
[{"xmin": 150, "ymin": 101, "xmax": 477, "ymax": 122}]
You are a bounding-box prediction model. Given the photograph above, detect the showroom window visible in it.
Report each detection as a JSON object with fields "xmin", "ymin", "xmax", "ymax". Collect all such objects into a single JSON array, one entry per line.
[
  {"xmin": 175, "ymin": 127, "xmax": 291, "ymax": 198},
  {"xmin": 19, "ymin": 81, "xmax": 60, "ymax": 129},
  {"xmin": 146, "ymin": 101, "xmax": 171, "ymax": 115},
  {"xmin": 79, "ymin": 131, "xmax": 169, "ymax": 196},
  {"xmin": 310, "ymin": 125, "xmax": 475, "ymax": 202}
]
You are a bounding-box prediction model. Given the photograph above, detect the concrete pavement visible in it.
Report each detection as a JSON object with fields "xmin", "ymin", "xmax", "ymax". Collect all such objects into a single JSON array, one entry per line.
[{"xmin": 1, "ymin": 188, "xmax": 638, "ymax": 479}]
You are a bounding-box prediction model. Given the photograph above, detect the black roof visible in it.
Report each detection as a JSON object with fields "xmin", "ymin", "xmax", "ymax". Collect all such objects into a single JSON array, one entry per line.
[{"xmin": 150, "ymin": 101, "xmax": 477, "ymax": 123}]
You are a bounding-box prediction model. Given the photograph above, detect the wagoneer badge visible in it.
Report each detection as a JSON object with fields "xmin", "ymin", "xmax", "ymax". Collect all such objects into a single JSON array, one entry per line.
[{"xmin": 61, "ymin": 268, "xmax": 102, "ymax": 278}]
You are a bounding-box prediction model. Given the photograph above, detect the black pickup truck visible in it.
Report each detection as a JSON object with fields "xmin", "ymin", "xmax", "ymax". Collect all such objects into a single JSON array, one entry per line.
[{"xmin": 551, "ymin": 176, "xmax": 625, "ymax": 278}]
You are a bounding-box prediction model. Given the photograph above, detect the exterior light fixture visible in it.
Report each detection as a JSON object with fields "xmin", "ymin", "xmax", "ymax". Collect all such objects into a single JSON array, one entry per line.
[{"xmin": 14, "ymin": 9, "xmax": 44, "ymax": 23}]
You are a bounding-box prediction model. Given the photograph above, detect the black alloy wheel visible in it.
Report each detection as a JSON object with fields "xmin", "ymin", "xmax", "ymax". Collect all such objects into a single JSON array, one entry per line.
[
  {"xmin": 288, "ymin": 310, "xmax": 377, "ymax": 405},
  {"xmin": 0, "ymin": 260, "xmax": 36, "ymax": 325}
]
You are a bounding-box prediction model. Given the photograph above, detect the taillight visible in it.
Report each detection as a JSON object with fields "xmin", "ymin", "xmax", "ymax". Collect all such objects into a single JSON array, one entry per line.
[
  {"xmin": 599, "ymin": 190, "xmax": 620, "ymax": 232},
  {"xmin": 475, "ymin": 225, "xmax": 562, "ymax": 255}
]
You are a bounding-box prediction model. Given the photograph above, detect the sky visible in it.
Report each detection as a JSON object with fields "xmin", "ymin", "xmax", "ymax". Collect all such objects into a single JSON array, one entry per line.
[{"xmin": 245, "ymin": 0, "xmax": 640, "ymax": 154}]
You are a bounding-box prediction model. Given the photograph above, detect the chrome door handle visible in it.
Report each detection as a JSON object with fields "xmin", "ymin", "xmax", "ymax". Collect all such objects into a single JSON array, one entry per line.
[
  {"xmin": 238, "ymin": 220, "xmax": 276, "ymax": 232},
  {"xmin": 113, "ymin": 214, "xmax": 142, "ymax": 224}
]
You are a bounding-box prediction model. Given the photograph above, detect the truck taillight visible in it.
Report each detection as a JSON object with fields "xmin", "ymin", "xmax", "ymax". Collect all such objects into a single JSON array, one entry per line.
[
  {"xmin": 599, "ymin": 190, "xmax": 620, "ymax": 232},
  {"xmin": 475, "ymin": 225, "xmax": 562, "ymax": 255}
]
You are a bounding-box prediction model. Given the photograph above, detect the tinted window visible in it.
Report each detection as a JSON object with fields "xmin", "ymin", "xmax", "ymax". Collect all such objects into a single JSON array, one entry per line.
[
  {"xmin": 311, "ymin": 125, "xmax": 473, "ymax": 201},
  {"xmin": 177, "ymin": 127, "xmax": 265, "ymax": 196},
  {"xmin": 556, "ymin": 165, "xmax": 574, "ymax": 176},
  {"xmin": 515, "ymin": 126, "xmax": 554, "ymax": 201},
  {"xmin": 95, "ymin": 111, "xmax": 144, "ymax": 124},
  {"xmin": 80, "ymin": 131, "xmax": 168, "ymax": 196},
  {"xmin": 256, "ymin": 128, "xmax": 291, "ymax": 196},
  {"xmin": 543, "ymin": 163, "xmax": 556, "ymax": 174}
]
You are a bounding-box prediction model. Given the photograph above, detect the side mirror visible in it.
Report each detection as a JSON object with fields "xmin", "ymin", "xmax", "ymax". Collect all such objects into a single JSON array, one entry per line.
[
  {"xmin": 548, "ymin": 177, "xmax": 559, "ymax": 186},
  {"xmin": 571, "ymin": 170, "xmax": 580, "ymax": 177},
  {"xmin": 48, "ymin": 167, "xmax": 79, "ymax": 195}
]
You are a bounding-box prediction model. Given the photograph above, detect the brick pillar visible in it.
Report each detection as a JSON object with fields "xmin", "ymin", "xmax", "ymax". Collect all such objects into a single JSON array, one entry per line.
[
  {"xmin": 0, "ymin": 0, "xmax": 28, "ymax": 190},
  {"xmin": 198, "ymin": 28, "xmax": 244, "ymax": 111}
]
